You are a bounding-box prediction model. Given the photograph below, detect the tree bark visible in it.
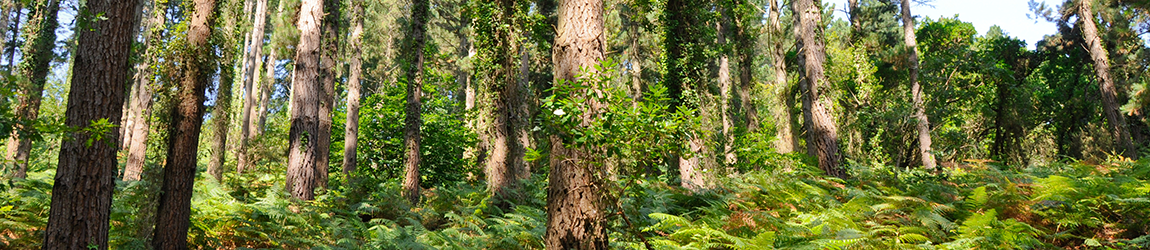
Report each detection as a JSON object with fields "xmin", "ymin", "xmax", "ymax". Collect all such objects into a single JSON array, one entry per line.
[
  {"xmin": 238, "ymin": 0, "xmax": 268, "ymax": 173},
  {"xmin": 315, "ymin": 0, "xmax": 340, "ymax": 190},
  {"xmin": 1079, "ymin": 0, "xmax": 1136, "ymax": 158},
  {"xmin": 342, "ymin": 1, "xmax": 363, "ymax": 176},
  {"xmin": 664, "ymin": 0, "xmax": 710, "ymax": 191},
  {"xmin": 122, "ymin": 1, "xmax": 166, "ymax": 182},
  {"xmin": 151, "ymin": 0, "xmax": 217, "ymax": 248},
  {"xmin": 0, "ymin": 1, "xmax": 11, "ymax": 69},
  {"xmin": 286, "ymin": 0, "xmax": 324, "ymax": 201},
  {"xmin": 475, "ymin": 0, "xmax": 530, "ymax": 209},
  {"xmin": 900, "ymin": 0, "xmax": 934, "ymax": 168},
  {"xmin": 42, "ymin": 0, "xmax": 140, "ymax": 248},
  {"xmin": 768, "ymin": 0, "xmax": 795, "ymax": 153},
  {"xmin": 735, "ymin": 0, "xmax": 755, "ymax": 135},
  {"xmin": 255, "ymin": 49, "xmax": 275, "ymax": 138},
  {"xmin": 402, "ymin": 0, "xmax": 429, "ymax": 204},
  {"xmin": 545, "ymin": 0, "xmax": 608, "ymax": 248},
  {"xmin": 5, "ymin": 0, "xmax": 58, "ymax": 178},
  {"xmin": 5, "ymin": 3, "xmax": 19, "ymax": 70},
  {"xmin": 793, "ymin": 0, "xmax": 845, "ymax": 178},
  {"xmin": 718, "ymin": 8, "xmax": 736, "ymax": 166}
]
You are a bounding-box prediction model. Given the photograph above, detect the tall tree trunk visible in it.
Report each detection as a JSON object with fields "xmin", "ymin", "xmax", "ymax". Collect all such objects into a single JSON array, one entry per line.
[
  {"xmin": 0, "ymin": 0, "xmax": 12, "ymax": 72},
  {"xmin": 238, "ymin": 0, "xmax": 268, "ymax": 173},
  {"xmin": 314, "ymin": 0, "xmax": 340, "ymax": 190},
  {"xmin": 42, "ymin": 0, "xmax": 139, "ymax": 248},
  {"xmin": 122, "ymin": 1, "xmax": 166, "ymax": 182},
  {"xmin": 207, "ymin": 27, "xmax": 239, "ymax": 183},
  {"xmin": 476, "ymin": 0, "xmax": 529, "ymax": 209},
  {"xmin": 718, "ymin": 8, "xmax": 736, "ymax": 166},
  {"xmin": 286, "ymin": 0, "xmax": 325, "ymax": 201},
  {"xmin": 900, "ymin": 0, "xmax": 934, "ymax": 168},
  {"xmin": 664, "ymin": 0, "xmax": 709, "ymax": 191},
  {"xmin": 793, "ymin": 0, "xmax": 845, "ymax": 178},
  {"xmin": 545, "ymin": 0, "xmax": 608, "ymax": 248},
  {"xmin": 735, "ymin": 0, "xmax": 755, "ymax": 134},
  {"xmin": 627, "ymin": 6, "xmax": 643, "ymax": 106},
  {"xmin": 152, "ymin": 0, "xmax": 217, "ymax": 248},
  {"xmin": 342, "ymin": 1, "xmax": 363, "ymax": 176},
  {"xmin": 848, "ymin": 0, "xmax": 860, "ymax": 42},
  {"xmin": 768, "ymin": 0, "xmax": 795, "ymax": 153},
  {"xmin": 1080, "ymin": 0, "xmax": 1136, "ymax": 158},
  {"xmin": 402, "ymin": 0, "xmax": 429, "ymax": 205},
  {"xmin": 255, "ymin": 49, "xmax": 275, "ymax": 138},
  {"xmin": 5, "ymin": 0, "xmax": 58, "ymax": 178}
]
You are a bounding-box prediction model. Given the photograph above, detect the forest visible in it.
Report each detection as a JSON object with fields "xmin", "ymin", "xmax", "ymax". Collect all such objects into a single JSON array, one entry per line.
[{"xmin": 1, "ymin": 0, "xmax": 1149, "ymax": 249}]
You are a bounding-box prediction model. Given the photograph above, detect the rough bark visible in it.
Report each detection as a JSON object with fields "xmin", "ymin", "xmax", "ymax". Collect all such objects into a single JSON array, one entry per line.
[
  {"xmin": 151, "ymin": 0, "xmax": 217, "ymax": 248},
  {"xmin": 315, "ymin": 0, "xmax": 340, "ymax": 190},
  {"xmin": 255, "ymin": 49, "xmax": 275, "ymax": 138},
  {"xmin": 42, "ymin": 0, "xmax": 139, "ymax": 248},
  {"xmin": 5, "ymin": 0, "xmax": 58, "ymax": 178},
  {"xmin": 0, "ymin": 1, "xmax": 10, "ymax": 67},
  {"xmin": 664, "ymin": 0, "xmax": 709, "ymax": 191},
  {"xmin": 342, "ymin": 1, "xmax": 363, "ymax": 176},
  {"xmin": 238, "ymin": 0, "xmax": 268, "ymax": 173},
  {"xmin": 735, "ymin": 1, "xmax": 755, "ymax": 134},
  {"xmin": 286, "ymin": 0, "xmax": 324, "ymax": 201},
  {"xmin": 900, "ymin": 0, "xmax": 934, "ymax": 168},
  {"xmin": 545, "ymin": 0, "xmax": 608, "ymax": 248},
  {"xmin": 477, "ymin": 0, "xmax": 530, "ymax": 209},
  {"xmin": 718, "ymin": 9, "xmax": 735, "ymax": 165},
  {"xmin": 1079, "ymin": 0, "xmax": 1136, "ymax": 158},
  {"xmin": 122, "ymin": 1, "xmax": 166, "ymax": 182},
  {"xmin": 768, "ymin": 0, "xmax": 795, "ymax": 153},
  {"xmin": 848, "ymin": 0, "xmax": 860, "ymax": 41},
  {"xmin": 402, "ymin": 0, "xmax": 429, "ymax": 204},
  {"xmin": 793, "ymin": 0, "xmax": 845, "ymax": 178}
]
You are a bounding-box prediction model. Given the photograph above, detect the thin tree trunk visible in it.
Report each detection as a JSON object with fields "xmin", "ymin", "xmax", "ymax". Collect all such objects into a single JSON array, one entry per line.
[
  {"xmin": 545, "ymin": 0, "xmax": 608, "ymax": 248},
  {"xmin": 793, "ymin": 0, "xmax": 845, "ymax": 178},
  {"xmin": 768, "ymin": 0, "xmax": 794, "ymax": 153},
  {"xmin": 42, "ymin": 0, "xmax": 139, "ymax": 248},
  {"xmin": 314, "ymin": 0, "xmax": 340, "ymax": 190},
  {"xmin": 402, "ymin": 0, "xmax": 429, "ymax": 204},
  {"xmin": 1079, "ymin": 0, "xmax": 1136, "ymax": 158},
  {"xmin": 5, "ymin": 0, "xmax": 58, "ymax": 178},
  {"xmin": 207, "ymin": 36, "xmax": 238, "ymax": 182},
  {"xmin": 735, "ymin": 0, "xmax": 755, "ymax": 135},
  {"xmin": 342, "ymin": 1, "xmax": 363, "ymax": 176},
  {"xmin": 0, "ymin": 0, "xmax": 11, "ymax": 71},
  {"xmin": 255, "ymin": 49, "xmax": 275, "ymax": 138},
  {"xmin": 152, "ymin": 0, "xmax": 217, "ymax": 248},
  {"xmin": 286, "ymin": 0, "xmax": 324, "ymax": 201},
  {"xmin": 5, "ymin": 4, "xmax": 19, "ymax": 69},
  {"xmin": 122, "ymin": 1, "xmax": 167, "ymax": 182},
  {"xmin": 238, "ymin": 0, "xmax": 268, "ymax": 173},
  {"xmin": 900, "ymin": 0, "xmax": 934, "ymax": 168},
  {"xmin": 718, "ymin": 9, "xmax": 735, "ymax": 166},
  {"xmin": 848, "ymin": 0, "xmax": 860, "ymax": 42}
]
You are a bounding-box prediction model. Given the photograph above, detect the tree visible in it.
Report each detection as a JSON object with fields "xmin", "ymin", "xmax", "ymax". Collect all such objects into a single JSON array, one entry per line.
[
  {"xmin": 1079, "ymin": 0, "xmax": 1135, "ymax": 158},
  {"xmin": 315, "ymin": 0, "xmax": 341, "ymax": 190},
  {"xmin": 5, "ymin": 0, "xmax": 59, "ymax": 178},
  {"xmin": 207, "ymin": 14, "xmax": 241, "ymax": 182},
  {"xmin": 472, "ymin": 0, "xmax": 530, "ymax": 209},
  {"xmin": 122, "ymin": 0, "xmax": 167, "ymax": 182},
  {"xmin": 899, "ymin": 0, "xmax": 935, "ymax": 168},
  {"xmin": 152, "ymin": 0, "xmax": 220, "ymax": 247},
  {"xmin": 42, "ymin": 0, "xmax": 140, "ymax": 248},
  {"xmin": 287, "ymin": 0, "xmax": 326, "ymax": 201},
  {"xmin": 342, "ymin": 0, "xmax": 364, "ymax": 176},
  {"xmin": 793, "ymin": 0, "xmax": 845, "ymax": 178},
  {"xmin": 663, "ymin": 0, "xmax": 713, "ymax": 191},
  {"xmin": 768, "ymin": 0, "xmax": 797, "ymax": 153},
  {"xmin": 239, "ymin": 0, "xmax": 269, "ymax": 172},
  {"xmin": 402, "ymin": 0, "xmax": 430, "ymax": 204},
  {"xmin": 545, "ymin": 0, "xmax": 609, "ymax": 248}
]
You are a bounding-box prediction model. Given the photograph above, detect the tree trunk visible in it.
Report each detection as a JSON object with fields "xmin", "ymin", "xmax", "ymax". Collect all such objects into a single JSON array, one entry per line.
[
  {"xmin": 735, "ymin": 0, "xmax": 755, "ymax": 135},
  {"xmin": 122, "ymin": 2, "xmax": 166, "ymax": 182},
  {"xmin": 5, "ymin": 4, "xmax": 19, "ymax": 69},
  {"xmin": 286, "ymin": 0, "xmax": 324, "ymax": 201},
  {"xmin": 793, "ymin": 0, "xmax": 845, "ymax": 178},
  {"xmin": 718, "ymin": 9, "xmax": 735, "ymax": 166},
  {"xmin": 664, "ymin": 0, "xmax": 710, "ymax": 191},
  {"xmin": 1079, "ymin": 0, "xmax": 1136, "ymax": 158},
  {"xmin": 767, "ymin": 0, "xmax": 794, "ymax": 153},
  {"xmin": 545, "ymin": 0, "xmax": 608, "ymax": 248},
  {"xmin": 315, "ymin": 0, "xmax": 340, "ymax": 190},
  {"xmin": 900, "ymin": 0, "xmax": 934, "ymax": 168},
  {"xmin": 42, "ymin": 0, "xmax": 139, "ymax": 248},
  {"xmin": 402, "ymin": 0, "xmax": 429, "ymax": 204},
  {"xmin": 5, "ymin": 0, "xmax": 58, "ymax": 178},
  {"xmin": 239, "ymin": 0, "xmax": 268, "ymax": 173},
  {"xmin": 151, "ymin": 0, "xmax": 217, "ymax": 248},
  {"xmin": 207, "ymin": 25, "xmax": 239, "ymax": 183},
  {"xmin": 342, "ymin": 1, "xmax": 363, "ymax": 176},
  {"xmin": 0, "ymin": 1, "xmax": 10, "ymax": 70},
  {"xmin": 255, "ymin": 49, "xmax": 275, "ymax": 138},
  {"xmin": 476, "ymin": 0, "xmax": 530, "ymax": 209},
  {"xmin": 848, "ymin": 0, "xmax": 860, "ymax": 41}
]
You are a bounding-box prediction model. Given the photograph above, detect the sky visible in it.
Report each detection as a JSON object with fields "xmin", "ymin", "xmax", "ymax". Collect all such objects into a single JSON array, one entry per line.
[{"xmin": 825, "ymin": 0, "xmax": 1058, "ymax": 49}]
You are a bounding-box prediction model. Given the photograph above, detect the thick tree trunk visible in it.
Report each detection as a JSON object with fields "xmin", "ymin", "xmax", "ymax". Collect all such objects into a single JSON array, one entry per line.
[
  {"xmin": 286, "ymin": 0, "xmax": 324, "ymax": 201},
  {"xmin": 848, "ymin": 0, "xmax": 860, "ymax": 41},
  {"xmin": 793, "ymin": 0, "xmax": 845, "ymax": 178},
  {"xmin": 1080, "ymin": 0, "xmax": 1136, "ymax": 158},
  {"xmin": 5, "ymin": 0, "xmax": 58, "ymax": 178},
  {"xmin": 900, "ymin": 0, "xmax": 935, "ymax": 168},
  {"xmin": 239, "ymin": 0, "xmax": 268, "ymax": 173},
  {"xmin": 664, "ymin": 0, "xmax": 710, "ymax": 191},
  {"xmin": 735, "ymin": 1, "xmax": 755, "ymax": 135},
  {"xmin": 545, "ymin": 0, "xmax": 608, "ymax": 248},
  {"xmin": 768, "ymin": 0, "xmax": 794, "ymax": 153},
  {"xmin": 402, "ymin": 0, "xmax": 429, "ymax": 204},
  {"xmin": 42, "ymin": 0, "xmax": 139, "ymax": 248},
  {"xmin": 342, "ymin": 1, "xmax": 363, "ymax": 176},
  {"xmin": 152, "ymin": 0, "xmax": 217, "ymax": 248},
  {"xmin": 478, "ymin": 1, "xmax": 530, "ymax": 209}
]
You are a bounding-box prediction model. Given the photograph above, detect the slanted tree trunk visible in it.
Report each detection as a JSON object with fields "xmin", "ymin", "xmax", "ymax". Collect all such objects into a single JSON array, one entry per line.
[
  {"xmin": 122, "ymin": 1, "xmax": 166, "ymax": 182},
  {"xmin": 1079, "ymin": 0, "xmax": 1136, "ymax": 158},
  {"xmin": 5, "ymin": 0, "xmax": 58, "ymax": 178},
  {"xmin": 286, "ymin": 0, "xmax": 324, "ymax": 201},
  {"xmin": 545, "ymin": 0, "xmax": 608, "ymax": 248},
  {"xmin": 42, "ymin": 0, "xmax": 140, "ymax": 248},
  {"xmin": 402, "ymin": 0, "xmax": 429, "ymax": 204},
  {"xmin": 238, "ymin": 0, "xmax": 268, "ymax": 173},
  {"xmin": 342, "ymin": 1, "xmax": 363, "ymax": 176},
  {"xmin": 900, "ymin": 0, "xmax": 935, "ymax": 168},
  {"xmin": 152, "ymin": 0, "xmax": 217, "ymax": 248},
  {"xmin": 793, "ymin": 0, "xmax": 845, "ymax": 178}
]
